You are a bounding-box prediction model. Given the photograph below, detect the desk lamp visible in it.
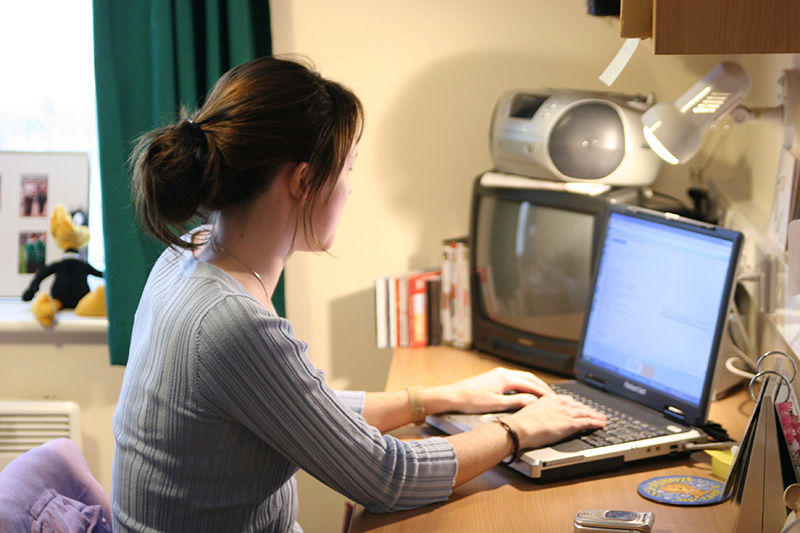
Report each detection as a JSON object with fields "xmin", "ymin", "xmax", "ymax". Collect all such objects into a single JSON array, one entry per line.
[{"xmin": 642, "ymin": 62, "xmax": 799, "ymax": 164}]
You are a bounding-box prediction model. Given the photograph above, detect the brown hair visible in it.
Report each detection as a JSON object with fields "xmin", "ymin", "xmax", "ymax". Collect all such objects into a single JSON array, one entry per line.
[{"xmin": 131, "ymin": 55, "xmax": 364, "ymax": 249}]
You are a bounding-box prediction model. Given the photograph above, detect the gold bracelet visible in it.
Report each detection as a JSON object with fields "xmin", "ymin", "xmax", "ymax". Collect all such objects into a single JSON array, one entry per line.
[{"xmin": 406, "ymin": 385, "xmax": 426, "ymax": 425}]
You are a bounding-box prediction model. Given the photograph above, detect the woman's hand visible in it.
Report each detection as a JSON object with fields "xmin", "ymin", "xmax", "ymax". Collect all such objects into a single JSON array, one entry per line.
[
  {"xmin": 423, "ymin": 367, "xmax": 554, "ymax": 415},
  {"xmin": 504, "ymin": 393, "xmax": 606, "ymax": 450},
  {"xmin": 444, "ymin": 384, "xmax": 606, "ymax": 486}
]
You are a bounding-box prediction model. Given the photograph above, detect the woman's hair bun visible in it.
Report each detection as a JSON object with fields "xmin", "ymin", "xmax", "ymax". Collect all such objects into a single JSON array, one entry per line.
[{"xmin": 131, "ymin": 119, "xmax": 217, "ymax": 247}]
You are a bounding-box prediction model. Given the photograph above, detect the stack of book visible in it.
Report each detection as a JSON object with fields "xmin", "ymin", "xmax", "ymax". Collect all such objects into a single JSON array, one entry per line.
[{"xmin": 375, "ymin": 237, "xmax": 471, "ymax": 349}]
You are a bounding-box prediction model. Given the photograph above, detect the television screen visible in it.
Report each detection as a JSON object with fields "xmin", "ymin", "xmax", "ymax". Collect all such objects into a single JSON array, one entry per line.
[{"xmin": 474, "ymin": 195, "xmax": 594, "ymax": 343}]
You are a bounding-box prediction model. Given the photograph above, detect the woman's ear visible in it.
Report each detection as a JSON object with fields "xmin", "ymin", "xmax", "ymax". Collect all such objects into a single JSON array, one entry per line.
[{"xmin": 287, "ymin": 162, "xmax": 310, "ymax": 200}]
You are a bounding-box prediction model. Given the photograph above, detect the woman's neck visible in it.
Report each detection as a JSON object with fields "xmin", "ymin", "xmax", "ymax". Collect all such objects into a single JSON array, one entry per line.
[
  {"xmin": 196, "ymin": 170, "xmax": 303, "ymax": 309},
  {"xmin": 200, "ymin": 208, "xmax": 293, "ymax": 306}
]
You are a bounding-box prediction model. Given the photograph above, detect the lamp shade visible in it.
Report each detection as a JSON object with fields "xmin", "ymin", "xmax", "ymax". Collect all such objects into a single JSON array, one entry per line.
[{"xmin": 642, "ymin": 62, "xmax": 751, "ymax": 164}]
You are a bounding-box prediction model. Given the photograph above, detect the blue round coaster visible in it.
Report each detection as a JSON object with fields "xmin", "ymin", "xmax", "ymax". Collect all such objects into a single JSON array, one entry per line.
[{"xmin": 637, "ymin": 476, "xmax": 724, "ymax": 506}]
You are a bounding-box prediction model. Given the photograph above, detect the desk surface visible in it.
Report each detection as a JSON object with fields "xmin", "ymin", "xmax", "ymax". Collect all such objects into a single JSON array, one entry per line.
[{"xmin": 348, "ymin": 346, "xmax": 754, "ymax": 533}]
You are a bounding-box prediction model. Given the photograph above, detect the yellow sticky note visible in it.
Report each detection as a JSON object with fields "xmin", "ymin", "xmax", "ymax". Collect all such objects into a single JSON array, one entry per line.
[{"xmin": 706, "ymin": 449, "xmax": 733, "ymax": 480}]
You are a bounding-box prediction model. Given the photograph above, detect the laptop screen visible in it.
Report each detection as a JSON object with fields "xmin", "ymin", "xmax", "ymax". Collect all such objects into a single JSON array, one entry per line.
[{"xmin": 578, "ymin": 206, "xmax": 741, "ymax": 420}]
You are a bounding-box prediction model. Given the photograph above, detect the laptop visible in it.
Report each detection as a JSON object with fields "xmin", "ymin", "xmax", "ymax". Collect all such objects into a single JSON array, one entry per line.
[{"xmin": 427, "ymin": 203, "xmax": 743, "ymax": 481}]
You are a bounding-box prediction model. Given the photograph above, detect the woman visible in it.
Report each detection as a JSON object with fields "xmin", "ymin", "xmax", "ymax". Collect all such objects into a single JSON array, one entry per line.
[{"xmin": 112, "ymin": 55, "xmax": 605, "ymax": 532}]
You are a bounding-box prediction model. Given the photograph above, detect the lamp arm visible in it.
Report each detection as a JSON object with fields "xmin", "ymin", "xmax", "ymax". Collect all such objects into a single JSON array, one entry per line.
[
  {"xmin": 730, "ymin": 69, "xmax": 799, "ymax": 126},
  {"xmin": 727, "ymin": 104, "xmax": 785, "ymax": 125}
]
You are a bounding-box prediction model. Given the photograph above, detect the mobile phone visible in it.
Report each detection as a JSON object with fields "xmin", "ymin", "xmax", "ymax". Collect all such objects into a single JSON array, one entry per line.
[{"xmin": 573, "ymin": 509, "xmax": 654, "ymax": 532}]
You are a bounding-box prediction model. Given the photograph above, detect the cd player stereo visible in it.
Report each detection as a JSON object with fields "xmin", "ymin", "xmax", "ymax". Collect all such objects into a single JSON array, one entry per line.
[{"xmin": 490, "ymin": 89, "xmax": 662, "ymax": 187}]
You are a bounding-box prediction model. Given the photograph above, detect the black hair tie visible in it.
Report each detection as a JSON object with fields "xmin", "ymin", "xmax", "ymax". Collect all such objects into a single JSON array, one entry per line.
[
  {"xmin": 185, "ymin": 119, "xmax": 207, "ymax": 161},
  {"xmin": 186, "ymin": 118, "xmax": 204, "ymax": 139}
]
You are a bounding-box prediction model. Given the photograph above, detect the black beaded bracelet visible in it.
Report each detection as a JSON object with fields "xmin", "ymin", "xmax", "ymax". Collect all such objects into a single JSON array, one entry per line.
[{"xmin": 494, "ymin": 419, "xmax": 520, "ymax": 465}]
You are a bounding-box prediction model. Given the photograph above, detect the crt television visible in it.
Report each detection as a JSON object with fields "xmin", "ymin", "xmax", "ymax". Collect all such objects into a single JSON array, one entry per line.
[{"xmin": 469, "ymin": 171, "xmax": 639, "ymax": 376}]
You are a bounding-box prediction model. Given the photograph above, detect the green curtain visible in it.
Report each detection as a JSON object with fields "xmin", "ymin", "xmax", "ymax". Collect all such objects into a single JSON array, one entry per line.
[{"xmin": 93, "ymin": 1, "xmax": 281, "ymax": 365}]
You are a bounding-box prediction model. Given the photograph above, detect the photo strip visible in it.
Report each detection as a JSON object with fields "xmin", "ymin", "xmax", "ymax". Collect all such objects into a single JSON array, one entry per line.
[{"xmin": 0, "ymin": 151, "xmax": 89, "ymax": 297}]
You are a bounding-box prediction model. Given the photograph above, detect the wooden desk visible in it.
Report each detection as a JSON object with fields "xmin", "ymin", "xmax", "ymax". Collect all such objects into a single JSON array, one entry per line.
[{"xmin": 349, "ymin": 346, "xmax": 754, "ymax": 533}]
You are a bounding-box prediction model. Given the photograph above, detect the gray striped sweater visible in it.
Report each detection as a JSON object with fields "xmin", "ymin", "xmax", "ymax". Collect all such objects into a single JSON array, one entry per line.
[{"xmin": 111, "ymin": 244, "xmax": 457, "ymax": 532}]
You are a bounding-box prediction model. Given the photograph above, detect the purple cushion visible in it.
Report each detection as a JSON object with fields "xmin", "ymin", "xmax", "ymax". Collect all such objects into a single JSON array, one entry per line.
[
  {"xmin": 30, "ymin": 488, "xmax": 111, "ymax": 533},
  {"xmin": 0, "ymin": 439, "xmax": 111, "ymax": 532}
]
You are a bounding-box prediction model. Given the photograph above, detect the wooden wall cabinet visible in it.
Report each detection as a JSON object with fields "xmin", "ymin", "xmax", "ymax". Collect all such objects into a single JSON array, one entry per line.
[{"xmin": 620, "ymin": 0, "xmax": 800, "ymax": 55}]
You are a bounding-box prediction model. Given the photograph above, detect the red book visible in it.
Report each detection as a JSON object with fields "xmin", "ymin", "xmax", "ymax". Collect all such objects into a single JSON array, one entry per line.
[{"xmin": 408, "ymin": 270, "xmax": 441, "ymax": 348}]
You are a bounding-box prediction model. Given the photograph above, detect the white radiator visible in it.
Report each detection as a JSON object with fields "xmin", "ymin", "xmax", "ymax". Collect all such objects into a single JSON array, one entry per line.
[{"xmin": 0, "ymin": 399, "xmax": 81, "ymax": 471}]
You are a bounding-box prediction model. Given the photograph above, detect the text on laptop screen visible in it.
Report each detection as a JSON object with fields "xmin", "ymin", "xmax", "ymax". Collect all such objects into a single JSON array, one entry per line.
[{"xmin": 581, "ymin": 211, "xmax": 735, "ymax": 406}]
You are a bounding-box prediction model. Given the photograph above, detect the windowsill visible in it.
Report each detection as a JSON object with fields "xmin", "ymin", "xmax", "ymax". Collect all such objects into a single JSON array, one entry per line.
[{"xmin": 0, "ymin": 298, "xmax": 107, "ymax": 344}]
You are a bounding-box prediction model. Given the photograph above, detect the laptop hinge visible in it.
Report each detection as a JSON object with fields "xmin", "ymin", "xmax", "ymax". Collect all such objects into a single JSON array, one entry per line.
[{"xmin": 663, "ymin": 405, "xmax": 686, "ymax": 422}]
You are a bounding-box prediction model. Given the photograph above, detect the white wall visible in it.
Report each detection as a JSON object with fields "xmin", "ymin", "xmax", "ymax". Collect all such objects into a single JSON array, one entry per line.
[{"xmin": 271, "ymin": 1, "xmax": 799, "ymax": 531}]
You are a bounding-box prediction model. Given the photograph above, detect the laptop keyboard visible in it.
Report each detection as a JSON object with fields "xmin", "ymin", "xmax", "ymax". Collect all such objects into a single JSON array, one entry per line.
[{"xmin": 551, "ymin": 384, "xmax": 669, "ymax": 447}]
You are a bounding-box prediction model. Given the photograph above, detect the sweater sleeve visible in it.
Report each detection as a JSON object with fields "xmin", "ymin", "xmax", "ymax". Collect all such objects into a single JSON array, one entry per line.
[
  {"xmin": 334, "ymin": 390, "xmax": 365, "ymax": 414},
  {"xmin": 192, "ymin": 295, "xmax": 457, "ymax": 513}
]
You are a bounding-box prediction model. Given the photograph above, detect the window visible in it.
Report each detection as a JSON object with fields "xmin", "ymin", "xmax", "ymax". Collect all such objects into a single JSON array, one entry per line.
[{"xmin": 0, "ymin": 0, "xmax": 103, "ymax": 269}]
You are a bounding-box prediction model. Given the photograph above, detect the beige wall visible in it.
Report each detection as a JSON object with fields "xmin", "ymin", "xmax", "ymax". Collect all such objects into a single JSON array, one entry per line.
[
  {"xmin": 1, "ymin": 3, "xmax": 797, "ymax": 533},
  {"xmin": 271, "ymin": 1, "xmax": 799, "ymax": 531}
]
